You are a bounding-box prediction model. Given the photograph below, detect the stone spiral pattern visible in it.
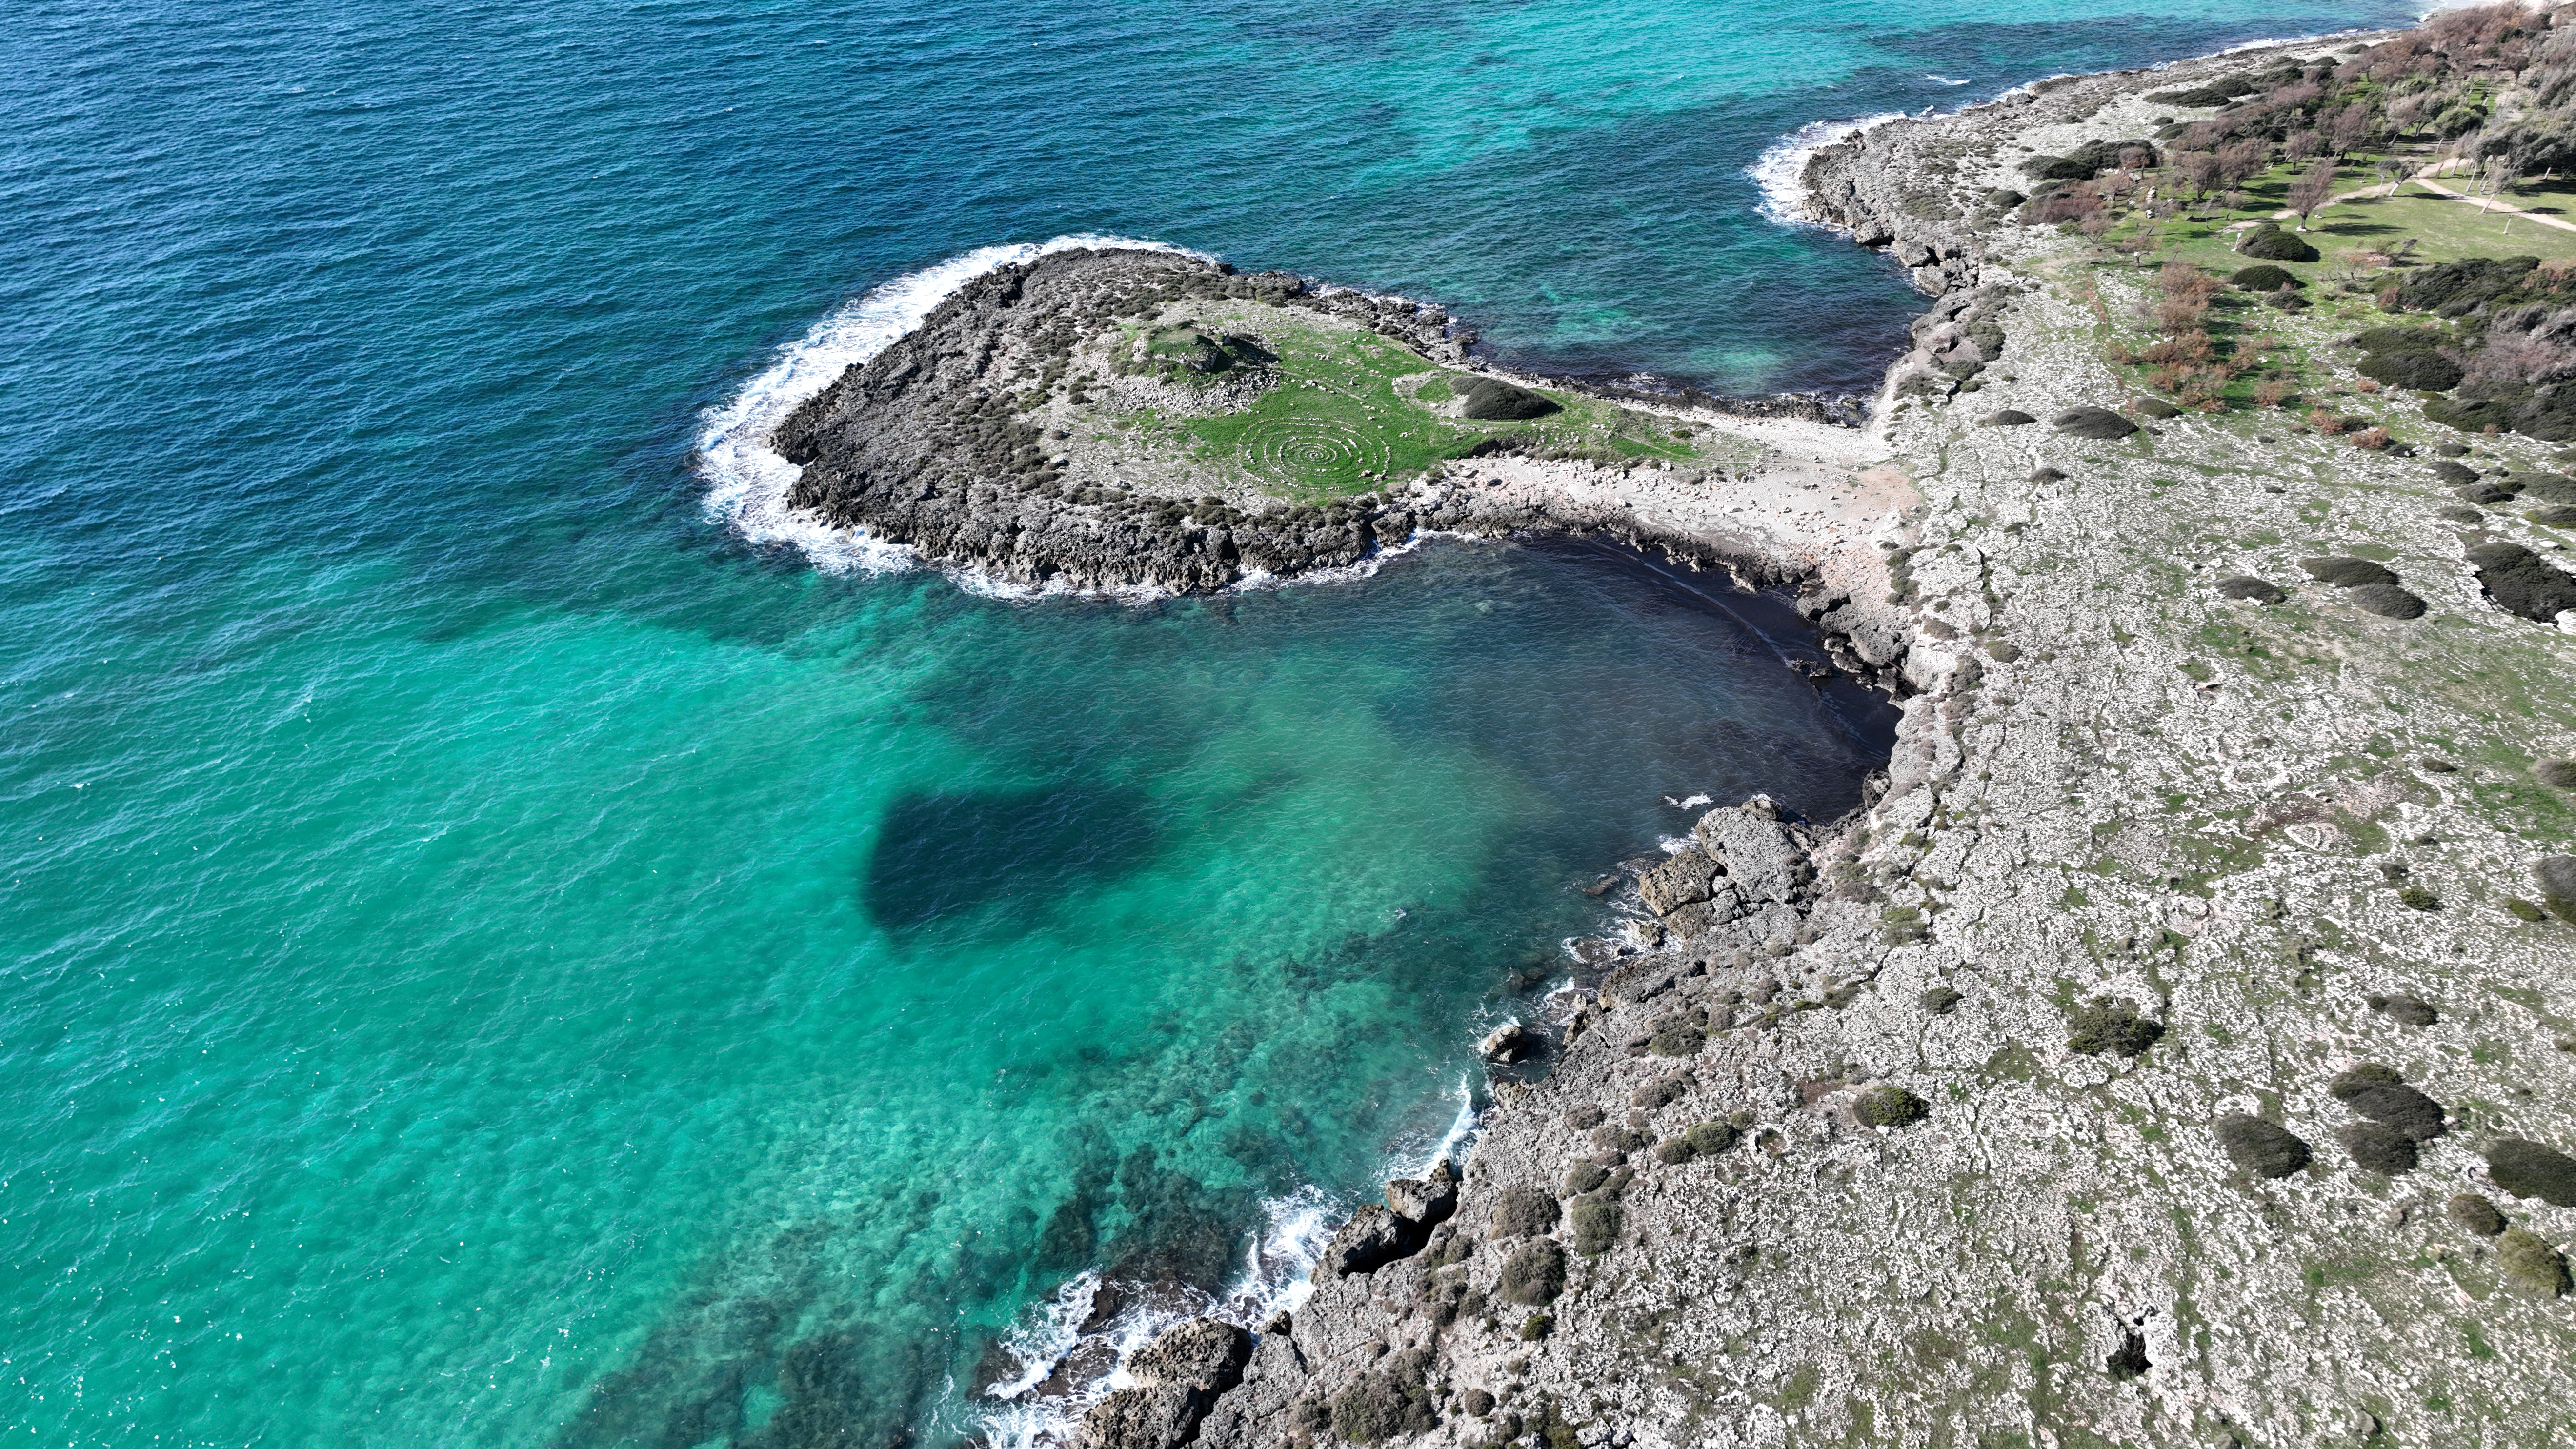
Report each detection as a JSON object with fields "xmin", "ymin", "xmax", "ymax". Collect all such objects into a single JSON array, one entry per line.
[{"xmin": 1238, "ymin": 416, "xmax": 1395, "ymax": 487}]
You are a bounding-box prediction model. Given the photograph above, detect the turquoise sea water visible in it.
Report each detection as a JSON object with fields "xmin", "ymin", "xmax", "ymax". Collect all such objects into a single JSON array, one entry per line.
[{"xmin": 5, "ymin": 0, "xmax": 2415, "ymax": 1444}]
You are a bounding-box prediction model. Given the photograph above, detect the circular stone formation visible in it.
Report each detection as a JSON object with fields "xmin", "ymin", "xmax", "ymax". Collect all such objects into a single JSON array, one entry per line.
[{"xmin": 1237, "ymin": 415, "xmax": 1395, "ymax": 489}]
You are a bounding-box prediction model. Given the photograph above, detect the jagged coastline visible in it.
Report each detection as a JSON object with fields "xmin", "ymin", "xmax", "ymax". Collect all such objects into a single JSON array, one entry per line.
[{"xmin": 1027, "ymin": 14, "xmax": 2576, "ymax": 1449}]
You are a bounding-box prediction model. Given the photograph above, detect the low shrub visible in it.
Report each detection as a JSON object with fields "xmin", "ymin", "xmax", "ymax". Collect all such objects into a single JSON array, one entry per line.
[
  {"xmin": 1564, "ymin": 1104, "xmax": 1606, "ymax": 1130},
  {"xmin": 2329, "ymin": 1066, "xmax": 2447, "ymax": 1140},
  {"xmin": 2299, "ymin": 555, "xmax": 2398, "ymax": 587},
  {"xmin": 1458, "ymin": 377, "xmax": 1559, "ymax": 421},
  {"xmin": 2369, "ymin": 992, "xmax": 2438, "ymax": 1026},
  {"xmin": 1461, "ymin": 1389, "xmax": 1495, "ymax": 1417},
  {"xmin": 2488, "ymin": 1138, "xmax": 2576, "ymax": 1207},
  {"xmin": 2217, "ymin": 575, "xmax": 2287, "ymax": 604},
  {"xmin": 2431, "ymin": 460, "xmax": 2480, "ymax": 486},
  {"xmin": 2214, "ymin": 1112, "xmax": 2312, "ymax": 1178},
  {"xmin": 1685, "ymin": 1121, "xmax": 1740, "ymax": 1155},
  {"xmin": 2338, "ymin": 1122, "xmax": 2418, "ymax": 1174},
  {"xmin": 2396, "ymin": 882, "xmax": 2440, "ymax": 909},
  {"xmin": 1563, "ymin": 1160, "xmax": 1609, "ymax": 1196},
  {"xmin": 2352, "ymin": 584, "xmax": 2428, "ymax": 619},
  {"xmin": 2531, "ymin": 504, "xmax": 2576, "ymax": 525},
  {"xmin": 1631, "ymin": 1071, "xmax": 1691, "ymax": 1111},
  {"xmin": 1589, "ymin": 1123, "xmax": 1649, "ymax": 1154},
  {"xmin": 2054, "ymin": 406, "xmax": 2139, "ymax": 440},
  {"xmin": 1647, "ymin": 1016, "xmax": 1706, "ymax": 1057},
  {"xmin": 1854, "ymin": 1085, "xmax": 1929, "ymax": 1128},
  {"xmin": 2068, "ymin": 996, "xmax": 2165, "ymax": 1058},
  {"xmin": 1330, "ymin": 1347, "xmax": 1439, "ymax": 1442},
  {"xmin": 2447, "ymin": 1192, "xmax": 2508, "ymax": 1237},
  {"xmin": 2535, "ymin": 758, "xmax": 2576, "ymax": 787},
  {"xmin": 2239, "ymin": 227, "xmax": 2320, "ymax": 263},
  {"xmin": 1569, "ymin": 1194, "xmax": 1621, "ymax": 1255},
  {"xmin": 1920, "ymin": 985, "xmax": 1964, "ymax": 1014},
  {"xmin": 2358, "ymin": 350, "xmax": 2464, "ymax": 391},
  {"xmin": 1981, "ymin": 409, "xmax": 2037, "ymax": 425},
  {"xmin": 2499, "ymin": 1228, "xmax": 2571, "ymax": 1299},
  {"xmin": 2542, "ymin": 856, "xmax": 2576, "ymax": 922},
  {"xmin": 2467, "ymin": 542, "xmax": 2576, "ymax": 622},
  {"xmin": 1520, "ymin": 1312, "xmax": 1552, "ymax": 1341},
  {"xmin": 2231, "ymin": 264, "xmax": 2302, "ymax": 291},
  {"xmin": 2506, "ymin": 897, "xmax": 2550, "ymax": 922},
  {"xmin": 1490, "ymin": 1184, "xmax": 1559, "ymax": 1239},
  {"xmin": 1498, "ymin": 1239, "xmax": 1568, "ymax": 1305},
  {"xmin": 1653, "ymin": 1135, "xmax": 1695, "ymax": 1166}
]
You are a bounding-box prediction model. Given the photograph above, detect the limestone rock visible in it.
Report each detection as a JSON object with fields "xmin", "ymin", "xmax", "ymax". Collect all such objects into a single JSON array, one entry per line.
[{"xmin": 1080, "ymin": 1319, "xmax": 1252, "ymax": 1449}]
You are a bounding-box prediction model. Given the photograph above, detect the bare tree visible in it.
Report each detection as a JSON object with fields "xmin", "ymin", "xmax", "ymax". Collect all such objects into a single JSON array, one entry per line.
[
  {"xmin": 2287, "ymin": 129, "xmax": 2323, "ymax": 163},
  {"xmin": 2174, "ymin": 150, "xmax": 2222, "ymax": 202},
  {"xmin": 2287, "ymin": 160, "xmax": 2337, "ymax": 230},
  {"xmin": 2329, "ymin": 102, "xmax": 2375, "ymax": 157}
]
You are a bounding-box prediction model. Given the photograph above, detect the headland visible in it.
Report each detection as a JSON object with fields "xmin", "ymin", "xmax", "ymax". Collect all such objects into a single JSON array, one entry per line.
[{"xmin": 773, "ymin": 9, "xmax": 2576, "ymax": 1443}]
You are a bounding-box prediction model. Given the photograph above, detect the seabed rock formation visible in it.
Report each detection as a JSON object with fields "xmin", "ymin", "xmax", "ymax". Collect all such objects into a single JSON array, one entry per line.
[{"xmin": 773, "ymin": 15, "xmax": 2576, "ymax": 1447}]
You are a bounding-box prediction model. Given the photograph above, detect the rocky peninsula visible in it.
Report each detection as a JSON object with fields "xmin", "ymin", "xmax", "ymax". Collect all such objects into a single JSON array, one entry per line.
[{"xmin": 781, "ymin": 9, "xmax": 2576, "ymax": 1445}]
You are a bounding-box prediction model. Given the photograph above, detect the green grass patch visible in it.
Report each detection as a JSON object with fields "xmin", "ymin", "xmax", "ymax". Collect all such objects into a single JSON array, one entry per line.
[{"xmin": 1165, "ymin": 316, "xmax": 1727, "ymax": 501}]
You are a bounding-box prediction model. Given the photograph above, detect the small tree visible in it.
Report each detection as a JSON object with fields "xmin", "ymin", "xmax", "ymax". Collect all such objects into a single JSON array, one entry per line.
[{"xmin": 2287, "ymin": 160, "xmax": 2337, "ymax": 230}]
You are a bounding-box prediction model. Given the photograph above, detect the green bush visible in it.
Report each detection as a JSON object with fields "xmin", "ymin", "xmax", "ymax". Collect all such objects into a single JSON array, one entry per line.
[
  {"xmin": 2053, "ymin": 407, "xmax": 2138, "ymax": 440},
  {"xmin": 1653, "ymin": 1135, "xmax": 1695, "ymax": 1166},
  {"xmin": 2448, "ymin": 1193, "xmax": 2508, "ymax": 1237},
  {"xmin": 2468, "ymin": 542, "xmax": 2576, "ymax": 623},
  {"xmin": 2352, "ymin": 584, "xmax": 2428, "ymax": 620},
  {"xmin": 2369, "ymin": 992, "xmax": 2438, "ymax": 1026},
  {"xmin": 1330, "ymin": 1348, "xmax": 1439, "ymax": 1442},
  {"xmin": 2217, "ymin": 575, "xmax": 2286, "ymax": 604},
  {"xmin": 1685, "ymin": 1121, "xmax": 1740, "ymax": 1155},
  {"xmin": 2068, "ymin": 996, "xmax": 2164, "ymax": 1058},
  {"xmin": 1457, "ymin": 377, "xmax": 1559, "ymax": 421},
  {"xmin": 2489, "ymin": 1138, "xmax": 2576, "ymax": 1207},
  {"xmin": 1854, "ymin": 1086, "xmax": 1929, "ymax": 1128},
  {"xmin": 2230, "ymin": 264, "xmax": 2302, "ymax": 291},
  {"xmin": 2299, "ymin": 555, "xmax": 2397, "ymax": 587},
  {"xmin": 2396, "ymin": 883, "xmax": 2439, "ymax": 910},
  {"xmin": 2214, "ymin": 1112, "xmax": 2312, "ymax": 1178},
  {"xmin": 1631, "ymin": 1071, "xmax": 1691, "ymax": 1110},
  {"xmin": 2329, "ymin": 1066, "xmax": 2446, "ymax": 1140},
  {"xmin": 2536, "ymin": 758, "xmax": 2576, "ymax": 787},
  {"xmin": 1920, "ymin": 986, "xmax": 1964, "ymax": 1013},
  {"xmin": 2239, "ymin": 227, "xmax": 2320, "ymax": 262},
  {"xmin": 2500, "ymin": 1228, "xmax": 2572, "ymax": 1299},
  {"xmin": 1569, "ymin": 1194, "xmax": 1621, "ymax": 1255},
  {"xmin": 2358, "ymin": 350, "xmax": 2464, "ymax": 391},
  {"xmin": 1490, "ymin": 1184, "xmax": 1559, "ymax": 1239},
  {"xmin": 2337, "ymin": 1122, "xmax": 2418, "ymax": 1174},
  {"xmin": 1498, "ymin": 1239, "xmax": 1568, "ymax": 1305},
  {"xmin": 1562, "ymin": 1160, "xmax": 1609, "ymax": 1196},
  {"xmin": 1520, "ymin": 1313, "xmax": 1553, "ymax": 1341},
  {"xmin": 1646, "ymin": 1014, "xmax": 1705, "ymax": 1057},
  {"xmin": 2506, "ymin": 896, "xmax": 2550, "ymax": 922}
]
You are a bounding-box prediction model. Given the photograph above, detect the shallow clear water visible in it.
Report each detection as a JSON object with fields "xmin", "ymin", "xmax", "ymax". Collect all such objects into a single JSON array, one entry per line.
[{"xmin": 4, "ymin": 0, "xmax": 2413, "ymax": 1443}]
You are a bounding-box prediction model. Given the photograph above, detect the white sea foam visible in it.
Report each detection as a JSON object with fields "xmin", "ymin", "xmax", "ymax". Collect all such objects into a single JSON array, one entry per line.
[
  {"xmin": 694, "ymin": 233, "xmax": 1209, "ymax": 575},
  {"xmin": 1925, "ymin": 74, "xmax": 1971, "ymax": 86},
  {"xmin": 1747, "ymin": 112, "xmax": 1907, "ymax": 227}
]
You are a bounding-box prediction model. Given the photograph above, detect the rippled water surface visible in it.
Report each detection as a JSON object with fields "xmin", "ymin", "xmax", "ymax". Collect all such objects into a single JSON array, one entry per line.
[{"xmin": 5, "ymin": 0, "xmax": 2412, "ymax": 1442}]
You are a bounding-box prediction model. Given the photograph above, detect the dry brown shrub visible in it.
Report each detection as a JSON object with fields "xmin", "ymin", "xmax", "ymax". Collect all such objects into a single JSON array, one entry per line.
[
  {"xmin": 2353, "ymin": 427, "xmax": 2393, "ymax": 450},
  {"xmin": 2254, "ymin": 378, "xmax": 2296, "ymax": 408}
]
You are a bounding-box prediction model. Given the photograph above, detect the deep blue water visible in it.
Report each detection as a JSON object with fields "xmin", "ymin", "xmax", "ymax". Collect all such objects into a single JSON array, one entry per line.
[{"xmin": 3, "ymin": 0, "xmax": 2414, "ymax": 1444}]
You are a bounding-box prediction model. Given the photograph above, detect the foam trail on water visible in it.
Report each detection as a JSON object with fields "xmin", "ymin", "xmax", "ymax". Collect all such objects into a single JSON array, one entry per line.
[
  {"xmin": 695, "ymin": 234, "xmax": 1209, "ymax": 573},
  {"xmin": 1747, "ymin": 113, "xmax": 1907, "ymax": 227}
]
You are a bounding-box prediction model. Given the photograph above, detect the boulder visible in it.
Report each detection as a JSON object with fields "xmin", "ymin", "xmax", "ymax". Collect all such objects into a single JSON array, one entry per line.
[
  {"xmin": 1321, "ymin": 1205, "xmax": 1420, "ymax": 1277},
  {"xmin": 1637, "ymin": 850, "xmax": 1718, "ymax": 915},
  {"xmin": 2539, "ymin": 855, "xmax": 2576, "ymax": 921},
  {"xmin": 1980, "ymin": 409, "xmax": 2037, "ymax": 426},
  {"xmin": 1385, "ymin": 1160, "xmax": 1458, "ymax": 1226},
  {"xmin": 1079, "ymin": 1319, "xmax": 1253, "ymax": 1449},
  {"xmin": 1478, "ymin": 1021, "xmax": 1537, "ymax": 1064},
  {"xmin": 1692, "ymin": 800, "xmax": 1808, "ymax": 904}
]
